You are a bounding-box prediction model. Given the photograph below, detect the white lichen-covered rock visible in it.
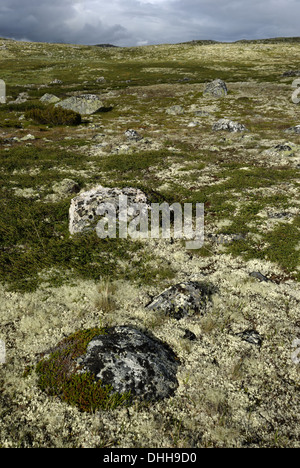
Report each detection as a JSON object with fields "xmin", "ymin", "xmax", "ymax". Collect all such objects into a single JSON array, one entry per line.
[
  {"xmin": 203, "ymin": 79, "xmax": 228, "ymax": 97},
  {"xmin": 212, "ymin": 118, "xmax": 247, "ymax": 132},
  {"xmin": 77, "ymin": 326, "xmax": 180, "ymax": 401},
  {"xmin": 166, "ymin": 105, "xmax": 184, "ymax": 115},
  {"xmin": 146, "ymin": 281, "xmax": 216, "ymax": 320},
  {"xmin": 55, "ymin": 94, "xmax": 104, "ymax": 115},
  {"xmin": 40, "ymin": 93, "xmax": 60, "ymax": 104},
  {"xmin": 69, "ymin": 185, "xmax": 149, "ymax": 235}
]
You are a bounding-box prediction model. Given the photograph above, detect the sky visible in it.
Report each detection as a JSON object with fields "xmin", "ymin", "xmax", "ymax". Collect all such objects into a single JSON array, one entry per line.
[{"xmin": 0, "ymin": 0, "xmax": 299, "ymax": 47}]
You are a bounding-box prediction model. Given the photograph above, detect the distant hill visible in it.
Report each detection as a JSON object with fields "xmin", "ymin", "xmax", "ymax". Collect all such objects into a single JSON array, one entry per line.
[
  {"xmin": 94, "ymin": 43, "xmax": 119, "ymax": 48},
  {"xmin": 180, "ymin": 37, "xmax": 300, "ymax": 46}
]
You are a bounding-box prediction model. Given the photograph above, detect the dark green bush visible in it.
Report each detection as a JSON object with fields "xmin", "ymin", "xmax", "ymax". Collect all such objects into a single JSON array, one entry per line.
[{"xmin": 25, "ymin": 106, "xmax": 82, "ymax": 126}]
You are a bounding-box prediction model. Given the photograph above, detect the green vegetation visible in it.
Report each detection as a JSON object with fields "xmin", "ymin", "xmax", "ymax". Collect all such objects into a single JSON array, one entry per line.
[{"xmin": 25, "ymin": 106, "xmax": 82, "ymax": 126}]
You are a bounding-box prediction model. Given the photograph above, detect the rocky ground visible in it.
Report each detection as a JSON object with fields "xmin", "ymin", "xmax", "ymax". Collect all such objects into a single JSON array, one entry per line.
[{"xmin": 0, "ymin": 37, "xmax": 299, "ymax": 448}]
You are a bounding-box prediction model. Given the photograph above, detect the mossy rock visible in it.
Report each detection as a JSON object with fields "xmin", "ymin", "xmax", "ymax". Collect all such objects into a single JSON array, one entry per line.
[
  {"xmin": 36, "ymin": 328, "xmax": 131, "ymax": 412},
  {"xmin": 36, "ymin": 326, "xmax": 180, "ymax": 412}
]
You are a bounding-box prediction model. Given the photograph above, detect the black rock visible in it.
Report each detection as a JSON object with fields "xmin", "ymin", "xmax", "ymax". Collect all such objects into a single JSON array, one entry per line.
[{"xmin": 182, "ymin": 329, "xmax": 197, "ymax": 341}]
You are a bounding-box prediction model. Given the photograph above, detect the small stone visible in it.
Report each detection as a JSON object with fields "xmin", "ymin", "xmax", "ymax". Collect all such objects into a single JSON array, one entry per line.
[
  {"xmin": 20, "ymin": 134, "xmax": 35, "ymax": 141},
  {"xmin": 249, "ymin": 271, "xmax": 269, "ymax": 282},
  {"xmin": 237, "ymin": 329, "xmax": 263, "ymax": 346}
]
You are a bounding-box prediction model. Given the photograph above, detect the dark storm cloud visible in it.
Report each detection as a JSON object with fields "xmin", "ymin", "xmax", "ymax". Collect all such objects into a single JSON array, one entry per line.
[{"xmin": 0, "ymin": 0, "xmax": 299, "ymax": 46}]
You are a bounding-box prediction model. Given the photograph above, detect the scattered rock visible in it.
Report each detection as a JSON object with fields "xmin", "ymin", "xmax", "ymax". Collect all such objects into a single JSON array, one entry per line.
[
  {"xmin": 291, "ymin": 339, "xmax": 300, "ymax": 364},
  {"xmin": 166, "ymin": 105, "xmax": 184, "ymax": 115},
  {"xmin": 50, "ymin": 79, "xmax": 63, "ymax": 85},
  {"xmin": 285, "ymin": 125, "xmax": 300, "ymax": 134},
  {"xmin": 146, "ymin": 281, "xmax": 216, "ymax": 320},
  {"xmin": 212, "ymin": 118, "xmax": 247, "ymax": 132},
  {"xmin": 124, "ymin": 129, "xmax": 143, "ymax": 141},
  {"xmin": 20, "ymin": 134, "xmax": 35, "ymax": 141},
  {"xmin": 9, "ymin": 92, "xmax": 28, "ymax": 104},
  {"xmin": 237, "ymin": 329, "xmax": 263, "ymax": 347},
  {"xmin": 187, "ymin": 121, "xmax": 200, "ymax": 127},
  {"xmin": 203, "ymin": 79, "xmax": 228, "ymax": 97},
  {"xmin": 77, "ymin": 326, "xmax": 180, "ymax": 401},
  {"xmin": 96, "ymin": 76, "xmax": 106, "ymax": 83},
  {"xmin": 55, "ymin": 94, "xmax": 104, "ymax": 115},
  {"xmin": 281, "ymin": 70, "xmax": 300, "ymax": 77},
  {"xmin": 69, "ymin": 185, "xmax": 149, "ymax": 235},
  {"xmin": 40, "ymin": 93, "xmax": 60, "ymax": 104}
]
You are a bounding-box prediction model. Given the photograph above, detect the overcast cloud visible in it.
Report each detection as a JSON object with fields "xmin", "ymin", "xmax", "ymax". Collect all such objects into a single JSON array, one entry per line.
[{"xmin": 0, "ymin": 0, "xmax": 299, "ymax": 46}]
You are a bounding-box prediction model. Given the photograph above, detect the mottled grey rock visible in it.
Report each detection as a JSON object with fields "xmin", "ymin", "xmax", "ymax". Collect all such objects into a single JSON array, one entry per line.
[
  {"xmin": 69, "ymin": 185, "xmax": 149, "ymax": 235},
  {"xmin": 55, "ymin": 94, "xmax": 104, "ymax": 115},
  {"xmin": 212, "ymin": 118, "xmax": 247, "ymax": 132},
  {"xmin": 40, "ymin": 93, "xmax": 60, "ymax": 104},
  {"xmin": 96, "ymin": 76, "xmax": 106, "ymax": 83},
  {"xmin": 166, "ymin": 105, "xmax": 184, "ymax": 115},
  {"xmin": 203, "ymin": 79, "xmax": 228, "ymax": 98},
  {"xmin": 77, "ymin": 326, "xmax": 180, "ymax": 401},
  {"xmin": 146, "ymin": 281, "xmax": 216, "ymax": 320},
  {"xmin": 124, "ymin": 129, "xmax": 143, "ymax": 141},
  {"xmin": 285, "ymin": 125, "xmax": 300, "ymax": 134},
  {"xmin": 282, "ymin": 70, "xmax": 300, "ymax": 77}
]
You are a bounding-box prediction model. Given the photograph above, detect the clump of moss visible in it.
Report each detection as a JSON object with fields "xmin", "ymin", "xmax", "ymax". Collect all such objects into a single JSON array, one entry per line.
[
  {"xmin": 36, "ymin": 328, "xmax": 131, "ymax": 412},
  {"xmin": 25, "ymin": 106, "xmax": 82, "ymax": 126}
]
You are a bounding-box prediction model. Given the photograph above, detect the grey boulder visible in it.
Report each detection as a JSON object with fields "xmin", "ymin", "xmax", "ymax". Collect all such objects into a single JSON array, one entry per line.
[
  {"xmin": 40, "ymin": 93, "xmax": 60, "ymax": 104},
  {"xmin": 55, "ymin": 94, "xmax": 104, "ymax": 115},
  {"xmin": 77, "ymin": 326, "xmax": 180, "ymax": 401},
  {"xmin": 203, "ymin": 79, "xmax": 228, "ymax": 97}
]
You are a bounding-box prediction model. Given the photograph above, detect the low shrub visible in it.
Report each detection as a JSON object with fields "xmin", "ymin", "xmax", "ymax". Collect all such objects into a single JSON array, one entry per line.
[{"xmin": 25, "ymin": 106, "xmax": 82, "ymax": 126}]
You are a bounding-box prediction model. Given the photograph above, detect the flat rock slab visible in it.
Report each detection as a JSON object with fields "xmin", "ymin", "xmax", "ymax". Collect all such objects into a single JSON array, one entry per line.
[
  {"xmin": 77, "ymin": 326, "xmax": 180, "ymax": 401},
  {"xmin": 146, "ymin": 281, "xmax": 216, "ymax": 320},
  {"xmin": 55, "ymin": 94, "xmax": 104, "ymax": 115},
  {"xmin": 69, "ymin": 185, "xmax": 149, "ymax": 235}
]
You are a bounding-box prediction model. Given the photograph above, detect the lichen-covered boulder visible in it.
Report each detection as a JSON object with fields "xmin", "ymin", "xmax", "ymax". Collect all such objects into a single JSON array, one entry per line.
[
  {"xmin": 203, "ymin": 79, "xmax": 228, "ymax": 97},
  {"xmin": 36, "ymin": 326, "xmax": 180, "ymax": 411},
  {"xmin": 55, "ymin": 94, "xmax": 104, "ymax": 115},
  {"xmin": 212, "ymin": 118, "xmax": 247, "ymax": 132},
  {"xmin": 77, "ymin": 326, "xmax": 180, "ymax": 401},
  {"xmin": 146, "ymin": 281, "xmax": 216, "ymax": 320},
  {"xmin": 69, "ymin": 185, "xmax": 149, "ymax": 235}
]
